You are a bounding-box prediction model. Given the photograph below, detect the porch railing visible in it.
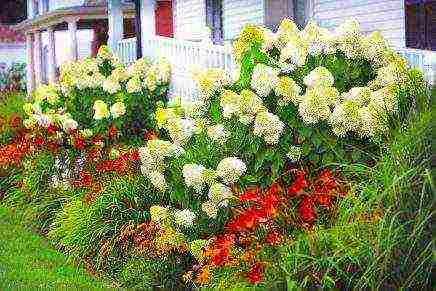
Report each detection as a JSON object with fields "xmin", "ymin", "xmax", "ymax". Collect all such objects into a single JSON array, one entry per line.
[{"xmin": 115, "ymin": 37, "xmax": 435, "ymax": 100}]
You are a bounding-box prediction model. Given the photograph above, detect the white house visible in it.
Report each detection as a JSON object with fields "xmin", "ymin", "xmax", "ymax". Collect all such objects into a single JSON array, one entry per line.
[
  {"xmin": 14, "ymin": 0, "xmax": 135, "ymax": 93},
  {"xmin": 106, "ymin": 0, "xmax": 435, "ymax": 99},
  {"xmin": 16, "ymin": 0, "xmax": 436, "ymax": 95},
  {"xmin": 0, "ymin": 25, "xmax": 26, "ymax": 67}
]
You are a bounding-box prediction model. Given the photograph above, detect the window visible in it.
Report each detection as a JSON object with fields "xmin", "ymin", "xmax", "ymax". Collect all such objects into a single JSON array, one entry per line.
[
  {"xmin": 405, "ymin": 0, "xmax": 435, "ymax": 50},
  {"xmin": 206, "ymin": 0, "xmax": 223, "ymax": 44}
]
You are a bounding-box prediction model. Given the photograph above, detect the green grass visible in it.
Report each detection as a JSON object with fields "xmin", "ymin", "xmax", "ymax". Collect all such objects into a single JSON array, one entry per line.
[
  {"xmin": 0, "ymin": 91, "xmax": 26, "ymax": 117},
  {"xmin": 0, "ymin": 206, "xmax": 111, "ymax": 289}
]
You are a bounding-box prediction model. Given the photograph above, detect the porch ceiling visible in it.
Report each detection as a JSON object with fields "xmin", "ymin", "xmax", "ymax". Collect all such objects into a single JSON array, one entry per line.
[{"xmin": 13, "ymin": 4, "xmax": 135, "ymax": 33}]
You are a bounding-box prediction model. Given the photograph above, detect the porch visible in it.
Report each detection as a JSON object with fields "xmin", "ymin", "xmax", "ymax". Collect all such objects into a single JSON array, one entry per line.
[{"xmin": 115, "ymin": 37, "xmax": 436, "ymax": 100}]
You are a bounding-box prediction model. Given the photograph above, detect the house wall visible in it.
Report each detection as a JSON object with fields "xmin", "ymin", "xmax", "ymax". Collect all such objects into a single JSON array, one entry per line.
[
  {"xmin": 48, "ymin": 0, "xmax": 85, "ymax": 12},
  {"xmin": 0, "ymin": 44, "xmax": 26, "ymax": 66},
  {"xmin": 222, "ymin": 0, "xmax": 265, "ymax": 40},
  {"xmin": 173, "ymin": 0, "xmax": 207, "ymax": 40},
  {"xmin": 309, "ymin": 0, "xmax": 405, "ymax": 48}
]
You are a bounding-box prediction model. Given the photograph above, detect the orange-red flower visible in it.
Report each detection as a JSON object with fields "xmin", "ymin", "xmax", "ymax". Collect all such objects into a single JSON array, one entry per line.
[{"xmin": 246, "ymin": 263, "xmax": 264, "ymax": 284}]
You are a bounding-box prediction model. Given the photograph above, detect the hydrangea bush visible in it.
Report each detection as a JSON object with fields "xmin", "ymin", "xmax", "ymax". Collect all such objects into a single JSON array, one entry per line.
[{"xmin": 21, "ymin": 46, "xmax": 170, "ymax": 147}]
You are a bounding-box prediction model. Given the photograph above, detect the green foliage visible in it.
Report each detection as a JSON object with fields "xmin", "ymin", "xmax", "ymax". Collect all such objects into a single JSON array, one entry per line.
[{"xmin": 0, "ymin": 206, "xmax": 108, "ymax": 289}]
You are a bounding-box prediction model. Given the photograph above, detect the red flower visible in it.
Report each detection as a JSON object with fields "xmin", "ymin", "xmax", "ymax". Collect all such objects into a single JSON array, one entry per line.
[
  {"xmin": 265, "ymin": 229, "xmax": 282, "ymax": 246},
  {"xmin": 298, "ymin": 197, "xmax": 316, "ymax": 224},
  {"xmin": 108, "ymin": 125, "xmax": 118, "ymax": 139},
  {"xmin": 74, "ymin": 137, "xmax": 86, "ymax": 150},
  {"xmin": 47, "ymin": 124, "xmax": 58, "ymax": 135},
  {"xmin": 287, "ymin": 170, "xmax": 308, "ymax": 197},
  {"xmin": 260, "ymin": 191, "xmax": 280, "ymax": 217},
  {"xmin": 46, "ymin": 141, "xmax": 59, "ymax": 152},
  {"xmin": 34, "ymin": 136, "xmax": 45, "ymax": 147},
  {"xmin": 9, "ymin": 114, "xmax": 22, "ymax": 128},
  {"xmin": 246, "ymin": 263, "xmax": 264, "ymax": 284},
  {"xmin": 226, "ymin": 207, "xmax": 267, "ymax": 233},
  {"xmin": 130, "ymin": 149, "xmax": 140, "ymax": 161},
  {"xmin": 316, "ymin": 194, "xmax": 333, "ymax": 208},
  {"xmin": 239, "ymin": 187, "xmax": 261, "ymax": 202}
]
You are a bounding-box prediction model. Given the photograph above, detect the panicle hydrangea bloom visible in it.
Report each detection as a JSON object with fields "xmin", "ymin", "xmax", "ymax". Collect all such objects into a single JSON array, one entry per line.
[
  {"xmin": 201, "ymin": 200, "xmax": 219, "ymax": 219},
  {"xmin": 216, "ymin": 157, "xmax": 247, "ymax": 184},
  {"xmin": 334, "ymin": 19, "xmax": 363, "ymax": 59},
  {"xmin": 251, "ymin": 64, "xmax": 280, "ymax": 98},
  {"xmin": 372, "ymin": 61, "xmax": 408, "ymax": 89},
  {"xmin": 155, "ymin": 57, "xmax": 172, "ymax": 84},
  {"xmin": 301, "ymin": 21, "xmax": 336, "ymax": 56},
  {"xmin": 102, "ymin": 75, "xmax": 121, "ymax": 94},
  {"xmin": 126, "ymin": 75, "xmax": 142, "ymax": 93},
  {"xmin": 369, "ymin": 86, "xmax": 398, "ymax": 114},
  {"xmin": 329, "ymin": 100, "xmax": 362, "ymax": 137},
  {"xmin": 173, "ymin": 209, "xmax": 196, "ymax": 228},
  {"xmin": 110, "ymin": 102, "xmax": 126, "ymax": 118},
  {"xmin": 274, "ymin": 76, "xmax": 302, "ymax": 106},
  {"xmin": 127, "ymin": 57, "xmax": 151, "ymax": 76},
  {"xmin": 233, "ymin": 25, "xmax": 275, "ymax": 63},
  {"xmin": 165, "ymin": 117, "xmax": 198, "ymax": 145},
  {"xmin": 34, "ymin": 84, "xmax": 59, "ymax": 104},
  {"xmin": 287, "ymin": 145, "xmax": 302, "ymax": 162},
  {"xmin": 253, "ymin": 111, "xmax": 285, "ymax": 145},
  {"xmin": 279, "ymin": 34, "xmax": 308, "ymax": 72},
  {"xmin": 304, "ymin": 66, "xmax": 335, "ymax": 88},
  {"xmin": 238, "ymin": 89, "xmax": 266, "ymax": 125},
  {"xmin": 208, "ymin": 182, "xmax": 233, "ymax": 207},
  {"xmin": 274, "ymin": 18, "xmax": 300, "ymax": 50},
  {"xmin": 183, "ymin": 163, "xmax": 207, "ymax": 193},
  {"xmin": 192, "ymin": 67, "xmax": 232, "ymax": 101},
  {"xmin": 298, "ymin": 86, "xmax": 339, "ymax": 124},
  {"xmin": 147, "ymin": 170, "xmax": 168, "ymax": 192},
  {"xmin": 207, "ymin": 124, "xmax": 229, "ymax": 144},
  {"xmin": 220, "ymin": 90, "xmax": 241, "ymax": 119},
  {"xmin": 361, "ymin": 31, "xmax": 390, "ymax": 68},
  {"xmin": 150, "ymin": 205, "xmax": 170, "ymax": 223},
  {"xmin": 341, "ymin": 86, "xmax": 372, "ymax": 105},
  {"xmin": 93, "ymin": 100, "xmax": 110, "ymax": 120}
]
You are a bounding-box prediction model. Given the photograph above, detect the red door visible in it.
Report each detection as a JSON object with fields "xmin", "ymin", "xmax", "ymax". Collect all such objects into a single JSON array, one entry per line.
[{"xmin": 155, "ymin": 1, "xmax": 173, "ymax": 37}]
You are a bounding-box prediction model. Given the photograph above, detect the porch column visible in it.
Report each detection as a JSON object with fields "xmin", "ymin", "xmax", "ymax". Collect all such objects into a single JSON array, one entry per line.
[
  {"xmin": 108, "ymin": 0, "xmax": 124, "ymax": 52},
  {"xmin": 26, "ymin": 33, "xmax": 35, "ymax": 95},
  {"xmin": 47, "ymin": 27, "xmax": 57, "ymax": 83},
  {"xmin": 27, "ymin": 0, "xmax": 35, "ymax": 19},
  {"xmin": 34, "ymin": 31, "xmax": 43, "ymax": 87},
  {"xmin": 141, "ymin": 0, "xmax": 156, "ymax": 56},
  {"xmin": 67, "ymin": 19, "xmax": 79, "ymax": 61}
]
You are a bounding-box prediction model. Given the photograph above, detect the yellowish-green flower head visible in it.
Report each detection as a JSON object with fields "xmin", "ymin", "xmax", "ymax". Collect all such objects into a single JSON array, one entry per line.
[
  {"xmin": 93, "ymin": 100, "xmax": 109, "ymax": 120},
  {"xmin": 150, "ymin": 205, "xmax": 170, "ymax": 224},
  {"xmin": 110, "ymin": 102, "xmax": 126, "ymax": 119}
]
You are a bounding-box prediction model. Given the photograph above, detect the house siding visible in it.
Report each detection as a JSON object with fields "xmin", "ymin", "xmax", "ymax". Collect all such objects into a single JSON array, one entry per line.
[
  {"xmin": 173, "ymin": 0, "xmax": 207, "ymax": 40},
  {"xmin": 310, "ymin": 0, "xmax": 405, "ymax": 48},
  {"xmin": 222, "ymin": 0, "xmax": 265, "ymax": 41}
]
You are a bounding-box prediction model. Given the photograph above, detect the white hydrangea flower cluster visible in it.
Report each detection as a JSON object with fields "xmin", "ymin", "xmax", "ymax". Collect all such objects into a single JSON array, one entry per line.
[
  {"xmin": 220, "ymin": 89, "xmax": 285, "ymax": 144},
  {"xmin": 139, "ymin": 139, "xmax": 184, "ymax": 191},
  {"xmin": 216, "ymin": 157, "xmax": 247, "ymax": 184},
  {"xmin": 274, "ymin": 76, "xmax": 302, "ymax": 106},
  {"xmin": 202, "ymin": 182, "xmax": 233, "ymax": 218},
  {"xmin": 253, "ymin": 111, "xmax": 285, "ymax": 145},
  {"xmin": 182, "ymin": 163, "xmax": 209, "ymax": 193},
  {"xmin": 301, "ymin": 21, "xmax": 336, "ymax": 56},
  {"xmin": 207, "ymin": 123, "xmax": 229, "ymax": 144},
  {"xmin": 287, "ymin": 145, "xmax": 302, "ymax": 162},
  {"xmin": 333, "ymin": 19, "xmax": 363, "ymax": 59},
  {"xmin": 251, "ymin": 64, "xmax": 280, "ymax": 98},
  {"xmin": 298, "ymin": 67, "xmax": 339, "ymax": 124},
  {"xmin": 150, "ymin": 205, "xmax": 196, "ymax": 228},
  {"xmin": 192, "ymin": 67, "xmax": 232, "ymax": 101},
  {"xmin": 33, "ymin": 84, "xmax": 60, "ymax": 105},
  {"xmin": 328, "ymin": 85, "xmax": 398, "ymax": 138}
]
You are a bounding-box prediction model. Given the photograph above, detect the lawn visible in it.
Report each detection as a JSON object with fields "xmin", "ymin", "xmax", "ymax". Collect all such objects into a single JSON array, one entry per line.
[{"xmin": 0, "ymin": 206, "xmax": 110, "ymax": 289}]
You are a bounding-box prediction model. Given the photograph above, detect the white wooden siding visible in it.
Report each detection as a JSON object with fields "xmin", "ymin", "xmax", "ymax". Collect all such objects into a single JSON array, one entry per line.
[
  {"xmin": 222, "ymin": 0, "xmax": 265, "ymax": 40},
  {"xmin": 173, "ymin": 0, "xmax": 207, "ymax": 41},
  {"xmin": 310, "ymin": 0, "xmax": 405, "ymax": 48}
]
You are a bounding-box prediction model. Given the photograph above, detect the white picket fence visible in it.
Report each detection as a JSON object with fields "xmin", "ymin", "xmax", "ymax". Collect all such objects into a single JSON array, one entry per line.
[{"xmin": 115, "ymin": 37, "xmax": 435, "ymax": 101}]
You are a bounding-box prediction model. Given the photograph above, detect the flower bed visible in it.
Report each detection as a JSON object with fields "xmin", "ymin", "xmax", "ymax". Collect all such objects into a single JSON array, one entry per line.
[{"xmin": 0, "ymin": 19, "xmax": 432, "ymax": 289}]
